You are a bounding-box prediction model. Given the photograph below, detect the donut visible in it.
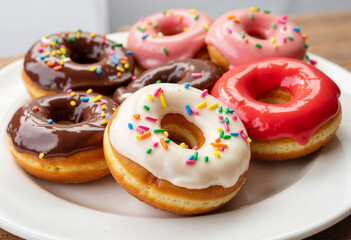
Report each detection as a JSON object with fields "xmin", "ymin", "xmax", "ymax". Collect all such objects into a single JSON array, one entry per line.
[
  {"xmin": 127, "ymin": 9, "xmax": 213, "ymax": 70},
  {"xmin": 6, "ymin": 91, "xmax": 118, "ymax": 183},
  {"xmin": 211, "ymin": 58, "xmax": 342, "ymax": 161},
  {"xmin": 104, "ymin": 83, "xmax": 251, "ymax": 214},
  {"xmin": 113, "ymin": 59, "xmax": 222, "ymax": 104},
  {"xmin": 205, "ymin": 8, "xmax": 307, "ymax": 71},
  {"xmin": 22, "ymin": 30, "xmax": 134, "ymax": 99}
]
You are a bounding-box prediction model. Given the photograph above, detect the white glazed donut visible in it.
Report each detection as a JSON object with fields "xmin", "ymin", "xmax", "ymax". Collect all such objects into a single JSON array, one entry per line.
[{"xmin": 104, "ymin": 83, "xmax": 251, "ymax": 214}]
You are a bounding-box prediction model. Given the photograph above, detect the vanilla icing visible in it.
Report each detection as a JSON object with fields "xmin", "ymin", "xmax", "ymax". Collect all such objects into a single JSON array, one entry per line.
[{"xmin": 109, "ymin": 83, "xmax": 250, "ymax": 189}]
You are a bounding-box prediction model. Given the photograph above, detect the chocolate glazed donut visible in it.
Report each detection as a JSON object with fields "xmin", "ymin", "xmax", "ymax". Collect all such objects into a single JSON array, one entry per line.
[
  {"xmin": 6, "ymin": 92, "xmax": 118, "ymax": 183},
  {"xmin": 22, "ymin": 30, "xmax": 134, "ymax": 98},
  {"xmin": 113, "ymin": 59, "xmax": 222, "ymax": 104}
]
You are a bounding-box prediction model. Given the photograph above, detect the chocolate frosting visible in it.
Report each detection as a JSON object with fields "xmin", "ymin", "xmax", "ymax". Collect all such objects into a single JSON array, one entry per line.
[
  {"xmin": 113, "ymin": 59, "xmax": 222, "ymax": 104},
  {"xmin": 24, "ymin": 31, "xmax": 134, "ymax": 94},
  {"xmin": 7, "ymin": 92, "xmax": 118, "ymax": 158}
]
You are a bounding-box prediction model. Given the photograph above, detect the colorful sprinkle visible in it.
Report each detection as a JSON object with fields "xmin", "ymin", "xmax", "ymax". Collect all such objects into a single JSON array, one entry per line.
[
  {"xmin": 100, "ymin": 119, "xmax": 107, "ymax": 125},
  {"xmin": 185, "ymin": 160, "xmax": 196, "ymax": 165},
  {"xmin": 146, "ymin": 148, "xmax": 152, "ymax": 154},
  {"xmin": 153, "ymin": 87, "xmax": 162, "ymax": 96},
  {"xmin": 226, "ymin": 27, "xmax": 232, "ymax": 34},
  {"xmin": 241, "ymin": 32, "xmax": 246, "ymax": 39},
  {"xmin": 160, "ymin": 138, "xmax": 168, "ymax": 150},
  {"xmin": 142, "ymin": 34, "xmax": 148, "ymax": 40},
  {"xmin": 139, "ymin": 131, "xmax": 151, "ymax": 140},
  {"xmin": 159, "ymin": 92, "xmax": 167, "ymax": 108},
  {"xmin": 255, "ymin": 43, "xmax": 262, "ymax": 48},
  {"xmin": 90, "ymin": 67, "xmax": 96, "ymax": 72},
  {"xmin": 143, "ymin": 105, "xmax": 150, "ymax": 111},
  {"xmin": 147, "ymin": 94, "xmax": 154, "ymax": 101},
  {"xmin": 185, "ymin": 104, "xmax": 192, "ymax": 115},
  {"xmin": 162, "ymin": 47, "xmax": 168, "ymax": 56},
  {"xmin": 196, "ymin": 100, "xmax": 207, "ymax": 109},
  {"xmin": 80, "ymin": 97, "xmax": 89, "ymax": 102},
  {"xmin": 39, "ymin": 153, "xmax": 45, "ymax": 159},
  {"xmin": 204, "ymin": 156, "xmax": 209, "ymax": 162},
  {"xmin": 93, "ymin": 95, "xmax": 102, "ymax": 102},
  {"xmin": 202, "ymin": 24, "xmax": 210, "ymax": 31},
  {"xmin": 208, "ymin": 103, "xmax": 218, "ymax": 110},
  {"xmin": 231, "ymin": 132, "xmax": 239, "ymax": 137},
  {"xmin": 153, "ymin": 129, "xmax": 165, "ymax": 133},
  {"xmin": 200, "ymin": 89, "xmax": 208, "ymax": 97},
  {"xmin": 184, "ymin": 83, "xmax": 190, "ymax": 89},
  {"xmin": 153, "ymin": 142, "xmax": 159, "ymax": 147},
  {"xmin": 33, "ymin": 106, "xmax": 39, "ymax": 112},
  {"xmin": 133, "ymin": 114, "xmax": 140, "ymax": 120},
  {"xmin": 191, "ymin": 73, "xmax": 202, "ymax": 78},
  {"xmin": 96, "ymin": 69, "xmax": 102, "ymax": 74},
  {"xmin": 47, "ymin": 119, "xmax": 53, "ymax": 124},
  {"xmin": 70, "ymin": 101, "xmax": 76, "ymax": 106},
  {"xmin": 145, "ymin": 116, "xmax": 158, "ymax": 122},
  {"xmin": 53, "ymin": 66, "xmax": 62, "ymax": 71},
  {"xmin": 214, "ymin": 152, "xmax": 220, "ymax": 158},
  {"xmin": 137, "ymin": 26, "xmax": 145, "ymax": 32}
]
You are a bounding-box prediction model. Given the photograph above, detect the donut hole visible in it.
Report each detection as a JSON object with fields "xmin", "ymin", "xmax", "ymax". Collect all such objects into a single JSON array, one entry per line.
[
  {"xmin": 65, "ymin": 39, "xmax": 103, "ymax": 64},
  {"xmin": 156, "ymin": 18, "xmax": 189, "ymax": 36},
  {"xmin": 257, "ymin": 88, "xmax": 292, "ymax": 104},
  {"xmin": 246, "ymin": 30, "xmax": 267, "ymax": 40},
  {"xmin": 161, "ymin": 113, "xmax": 205, "ymax": 149}
]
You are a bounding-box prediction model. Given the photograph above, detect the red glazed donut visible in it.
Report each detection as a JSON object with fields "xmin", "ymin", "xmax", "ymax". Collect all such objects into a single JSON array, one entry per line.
[
  {"xmin": 211, "ymin": 58, "xmax": 342, "ymax": 160},
  {"xmin": 206, "ymin": 8, "xmax": 307, "ymax": 71}
]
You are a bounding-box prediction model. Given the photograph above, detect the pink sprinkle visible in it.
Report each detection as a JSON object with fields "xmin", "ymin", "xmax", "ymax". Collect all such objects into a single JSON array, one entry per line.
[
  {"xmin": 108, "ymin": 48, "xmax": 114, "ymax": 55},
  {"xmin": 283, "ymin": 37, "xmax": 287, "ymax": 43},
  {"xmin": 200, "ymin": 89, "xmax": 208, "ymax": 97},
  {"xmin": 277, "ymin": 19, "xmax": 286, "ymax": 24},
  {"xmin": 191, "ymin": 73, "xmax": 202, "ymax": 78},
  {"xmin": 66, "ymin": 89, "xmax": 73, "ymax": 94},
  {"xmin": 224, "ymin": 122, "xmax": 229, "ymax": 132},
  {"xmin": 138, "ymin": 125, "xmax": 149, "ymax": 131},
  {"xmin": 101, "ymin": 39, "xmax": 105, "ymax": 45},
  {"xmin": 226, "ymin": 27, "xmax": 232, "ymax": 34},
  {"xmin": 283, "ymin": 26, "xmax": 287, "ymax": 30},
  {"xmin": 238, "ymin": 130, "xmax": 244, "ymax": 134},
  {"xmin": 153, "ymin": 87, "xmax": 162, "ymax": 96},
  {"xmin": 281, "ymin": 14, "xmax": 288, "ymax": 20},
  {"xmin": 193, "ymin": 146, "xmax": 198, "ymax": 151},
  {"xmin": 231, "ymin": 114, "xmax": 237, "ymax": 120},
  {"xmin": 136, "ymin": 128, "xmax": 144, "ymax": 134},
  {"xmin": 153, "ymin": 142, "xmax": 158, "ymax": 147},
  {"xmin": 218, "ymin": 116, "xmax": 223, "ymax": 120},
  {"xmin": 219, "ymin": 147, "xmax": 224, "ymax": 151},
  {"xmin": 37, "ymin": 48, "xmax": 43, "ymax": 52},
  {"xmin": 240, "ymin": 132, "xmax": 248, "ymax": 140},
  {"xmin": 191, "ymin": 109, "xmax": 199, "ymax": 115},
  {"xmin": 132, "ymin": 75, "xmax": 137, "ymax": 80},
  {"xmin": 145, "ymin": 116, "xmax": 158, "ymax": 122},
  {"xmin": 309, "ymin": 59, "xmax": 318, "ymax": 65},
  {"xmin": 185, "ymin": 160, "xmax": 196, "ymax": 165},
  {"xmin": 140, "ymin": 17, "xmax": 146, "ymax": 21},
  {"xmin": 60, "ymin": 45, "xmax": 67, "ymax": 49}
]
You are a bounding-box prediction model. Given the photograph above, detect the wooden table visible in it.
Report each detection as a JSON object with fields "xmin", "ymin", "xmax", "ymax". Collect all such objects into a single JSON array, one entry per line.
[{"xmin": 0, "ymin": 10, "xmax": 350, "ymax": 240}]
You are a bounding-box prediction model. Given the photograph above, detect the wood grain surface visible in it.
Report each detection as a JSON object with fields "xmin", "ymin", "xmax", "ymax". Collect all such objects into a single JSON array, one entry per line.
[{"xmin": 0, "ymin": 10, "xmax": 350, "ymax": 240}]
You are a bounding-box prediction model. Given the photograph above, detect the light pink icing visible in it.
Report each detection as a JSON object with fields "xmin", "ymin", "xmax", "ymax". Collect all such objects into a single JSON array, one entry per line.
[
  {"xmin": 127, "ymin": 9, "xmax": 213, "ymax": 69},
  {"xmin": 205, "ymin": 9, "xmax": 306, "ymax": 68}
]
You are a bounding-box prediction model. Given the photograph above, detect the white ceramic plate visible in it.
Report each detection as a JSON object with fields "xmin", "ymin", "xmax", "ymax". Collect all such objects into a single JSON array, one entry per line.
[{"xmin": 0, "ymin": 32, "xmax": 351, "ymax": 240}]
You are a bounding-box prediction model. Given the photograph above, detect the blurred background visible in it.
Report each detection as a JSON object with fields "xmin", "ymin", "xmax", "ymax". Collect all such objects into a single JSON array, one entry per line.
[{"xmin": 1, "ymin": 0, "xmax": 350, "ymax": 57}]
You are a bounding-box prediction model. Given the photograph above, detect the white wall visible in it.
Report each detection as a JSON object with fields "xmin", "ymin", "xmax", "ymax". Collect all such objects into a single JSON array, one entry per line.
[
  {"xmin": 108, "ymin": 0, "xmax": 351, "ymax": 32},
  {"xmin": 0, "ymin": 0, "xmax": 109, "ymax": 57},
  {"xmin": 1, "ymin": 0, "xmax": 350, "ymax": 57}
]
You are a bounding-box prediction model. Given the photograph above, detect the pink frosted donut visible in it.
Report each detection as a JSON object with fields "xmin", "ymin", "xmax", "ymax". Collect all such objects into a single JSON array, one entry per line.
[
  {"xmin": 205, "ymin": 8, "xmax": 307, "ymax": 70},
  {"xmin": 127, "ymin": 9, "xmax": 213, "ymax": 69}
]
